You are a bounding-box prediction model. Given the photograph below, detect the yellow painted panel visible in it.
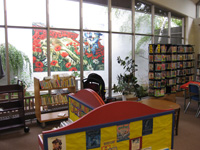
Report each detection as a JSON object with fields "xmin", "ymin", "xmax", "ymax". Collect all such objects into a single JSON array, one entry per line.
[
  {"xmin": 142, "ymin": 114, "xmax": 173, "ymax": 150},
  {"xmin": 66, "ymin": 132, "xmax": 86, "ymax": 150},
  {"xmin": 130, "ymin": 120, "xmax": 142, "ymax": 139},
  {"xmin": 101, "ymin": 126, "xmax": 117, "ymax": 144},
  {"xmin": 116, "ymin": 140, "xmax": 129, "ymax": 149}
]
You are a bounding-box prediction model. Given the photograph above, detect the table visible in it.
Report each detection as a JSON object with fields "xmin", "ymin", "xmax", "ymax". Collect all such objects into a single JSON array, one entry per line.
[
  {"xmin": 180, "ymin": 81, "xmax": 200, "ymax": 110},
  {"xmin": 140, "ymin": 99, "xmax": 181, "ymax": 136}
]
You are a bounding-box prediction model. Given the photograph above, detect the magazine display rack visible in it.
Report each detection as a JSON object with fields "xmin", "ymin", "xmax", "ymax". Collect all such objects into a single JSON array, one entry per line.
[
  {"xmin": 0, "ymin": 80, "xmax": 29, "ymax": 133},
  {"xmin": 149, "ymin": 44, "xmax": 195, "ymax": 97},
  {"xmin": 34, "ymin": 76, "xmax": 76, "ymax": 127}
]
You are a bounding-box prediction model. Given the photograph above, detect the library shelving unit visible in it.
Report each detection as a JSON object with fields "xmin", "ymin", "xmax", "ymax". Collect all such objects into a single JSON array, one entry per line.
[
  {"xmin": 196, "ymin": 54, "xmax": 200, "ymax": 81},
  {"xmin": 165, "ymin": 45, "xmax": 177, "ymax": 94},
  {"xmin": 34, "ymin": 76, "xmax": 76, "ymax": 127},
  {"xmin": 0, "ymin": 80, "xmax": 29, "ymax": 133},
  {"xmin": 176, "ymin": 45, "xmax": 195, "ymax": 91},
  {"xmin": 149, "ymin": 44, "xmax": 166, "ymax": 97},
  {"xmin": 148, "ymin": 44, "xmax": 195, "ymax": 97}
]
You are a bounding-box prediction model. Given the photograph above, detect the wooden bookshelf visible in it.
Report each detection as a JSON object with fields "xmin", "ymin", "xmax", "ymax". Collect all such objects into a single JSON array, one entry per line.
[{"xmin": 34, "ymin": 76, "xmax": 76, "ymax": 127}]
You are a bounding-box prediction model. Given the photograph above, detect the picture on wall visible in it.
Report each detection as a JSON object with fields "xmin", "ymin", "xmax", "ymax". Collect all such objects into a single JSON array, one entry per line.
[{"xmin": 32, "ymin": 23, "xmax": 105, "ymax": 72}]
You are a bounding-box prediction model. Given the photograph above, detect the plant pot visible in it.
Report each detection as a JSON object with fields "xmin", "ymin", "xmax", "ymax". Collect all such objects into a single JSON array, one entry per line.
[{"xmin": 122, "ymin": 94, "xmax": 138, "ymax": 101}]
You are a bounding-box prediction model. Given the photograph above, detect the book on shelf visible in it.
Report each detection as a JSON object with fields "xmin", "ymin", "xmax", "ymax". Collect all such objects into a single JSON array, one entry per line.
[
  {"xmin": 149, "ymin": 72, "xmax": 154, "ymax": 79},
  {"xmin": 39, "ymin": 80, "xmax": 53, "ymax": 89},
  {"xmin": 154, "ymin": 72, "xmax": 161, "ymax": 80},
  {"xmin": 154, "ymin": 55, "xmax": 162, "ymax": 62},
  {"xmin": 41, "ymin": 94, "xmax": 68, "ymax": 106},
  {"xmin": 149, "ymin": 55, "xmax": 153, "ymax": 62},
  {"xmin": 171, "ymin": 46, "xmax": 177, "ymax": 53},
  {"xmin": 165, "ymin": 55, "xmax": 171, "ymax": 61},
  {"xmin": 149, "ymin": 81, "xmax": 154, "ymax": 88},
  {"xmin": 155, "ymin": 64, "xmax": 162, "ymax": 71},
  {"xmin": 161, "ymin": 72, "xmax": 166, "ymax": 79},
  {"xmin": 161, "ymin": 45, "xmax": 166, "ymax": 53},
  {"xmin": 149, "ymin": 45, "xmax": 154, "ymax": 54},
  {"xmin": 155, "ymin": 44, "xmax": 161, "ymax": 53},
  {"xmin": 154, "ymin": 81, "xmax": 161, "ymax": 88},
  {"xmin": 149, "ymin": 64, "xmax": 154, "ymax": 71},
  {"xmin": 148, "ymin": 89, "xmax": 154, "ymax": 96}
]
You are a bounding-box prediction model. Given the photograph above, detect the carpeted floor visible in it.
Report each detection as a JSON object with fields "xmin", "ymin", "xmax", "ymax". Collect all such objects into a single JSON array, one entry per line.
[{"xmin": 0, "ymin": 96, "xmax": 200, "ymax": 150}]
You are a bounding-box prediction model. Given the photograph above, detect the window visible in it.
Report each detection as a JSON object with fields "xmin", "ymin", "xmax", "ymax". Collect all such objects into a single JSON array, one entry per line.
[
  {"xmin": 112, "ymin": 33, "xmax": 132, "ymax": 90},
  {"xmin": 83, "ymin": 1, "xmax": 108, "ymax": 31},
  {"xmin": 7, "ymin": 0, "xmax": 46, "ymax": 27},
  {"xmin": 0, "ymin": 28, "xmax": 7, "ymax": 85},
  {"xmin": 49, "ymin": 0, "xmax": 79, "ymax": 29},
  {"xmin": 171, "ymin": 14, "xmax": 183, "ymax": 44},
  {"xmin": 0, "ymin": 0, "xmax": 186, "ymax": 97},
  {"xmin": 154, "ymin": 7, "xmax": 168, "ymax": 36},
  {"xmin": 112, "ymin": 8, "xmax": 132, "ymax": 33},
  {"xmin": 135, "ymin": 35, "xmax": 151, "ymax": 85},
  {"xmin": 0, "ymin": 0, "xmax": 4, "ymax": 25},
  {"xmin": 135, "ymin": 0, "xmax": 151, "ymax": 34}
]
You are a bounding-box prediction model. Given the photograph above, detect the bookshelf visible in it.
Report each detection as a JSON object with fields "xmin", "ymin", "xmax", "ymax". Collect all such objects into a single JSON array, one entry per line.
[
  {"xmin": 196, "ymin": 54, "xmax": 200, "ymax": 81},
  {"xmin": 148, "ymin": 44, "xmax": 195, "ymax": 97},
  {"xmin": 34, "ymin": 76, "xmax": 76, "ymax": 127},
  {"xmin": 0, "ymin": 80, "xmax": 29, "ymax": 132}
]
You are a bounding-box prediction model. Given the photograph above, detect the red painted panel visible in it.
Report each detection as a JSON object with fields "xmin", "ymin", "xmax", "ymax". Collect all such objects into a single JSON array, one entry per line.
[{"xmin": 43, "ymin": 101, "xmax": 171, "ymax": 134}]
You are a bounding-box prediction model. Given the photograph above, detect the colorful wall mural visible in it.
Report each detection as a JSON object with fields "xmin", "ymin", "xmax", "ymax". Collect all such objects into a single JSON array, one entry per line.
[{"xmin": 32, "ymin": 23, "xmax": 104, "ymax": 72}]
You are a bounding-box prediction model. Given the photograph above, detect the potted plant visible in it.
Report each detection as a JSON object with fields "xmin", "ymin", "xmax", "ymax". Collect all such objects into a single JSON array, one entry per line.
[
  {"xmin": 0, "ymin": 43, "xmax": 32, "ymax": 87},
  {"xmin": 112, "ymin": 56, "xmax": 147, "ymax": 100}
]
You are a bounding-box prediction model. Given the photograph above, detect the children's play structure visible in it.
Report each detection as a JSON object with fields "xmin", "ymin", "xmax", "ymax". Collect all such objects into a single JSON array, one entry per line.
[{"xmin": 38, "ymin": 89, "xmax": 174, "ymax": 150}]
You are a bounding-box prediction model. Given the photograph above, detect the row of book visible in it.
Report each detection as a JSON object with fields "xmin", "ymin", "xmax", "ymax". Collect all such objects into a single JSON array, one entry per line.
[
  {"xmin": 149, "ymin": 54, "xmax": 194, "ymax": 62},
  {"xmin": 41, "ymin": 94, "xmax": 68, "ymax": 106},
  {"xmin": 149, "ymin": 44, "xmax": 194, "ymax": 54},
  {"xmin": 149, "ymin": 70, "xmax": 194, "ymax": 79},
  {"xmin": 39, "ymin": 77, "xmax": 75, "ymax": 89},
  {"xmin": 149, "ymin": 88, "xmax": 165, "ymax": 97},
  {"xmin": 149, "ymin": 62, "xmax": 194, "ymax": 71},
  {"xmin": 149, "ymin": 86, "xmax": 177, "ymax": 97},
  {"xmin": 149, "ymin": 78, "xmax": 177, "ymax": 88}
]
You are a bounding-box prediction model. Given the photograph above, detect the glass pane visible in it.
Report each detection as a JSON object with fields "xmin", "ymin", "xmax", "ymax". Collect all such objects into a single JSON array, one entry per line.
[
  {"xmin": 0, "ymin": 28, "xmax": 7, "ymax": 85},
  {"xmin": 112, "ymin": 8, "xmax": 132, "ymax": 33},
  {"xmin": 154, "ymin": 36, "xmax": 168, "ymax": 44},
  {"xmin": 112, "ymin": 34, "xmax": 132, "ymax": 96},
  {"xmin": 171, "ymin": 16, "xmax": 182, "ymax": 38},
  {"xmin": 135, "ymin": 0, "xmax": 151, "ymax": 34},
  {"xmin": 83, "ymin": 32, "xmax": 108, "ymax": 95},
  {"xmin": 135, "ymin": 35, "xmax": 151, "ymax": 86},
  {"xmin": 154, "ymin": 7, "xmax": 168, "ymax": 36},
  {"xmin": 83, "ymin": 1, "xmax": 108, "ymax": 31},
  {"xmin": 7, "ymin": 0, "xmax": 46, "ymax": 26},
  {"xmin": 7, "ymin": 28, "xmax": 34, "ymax": 93},
  {"xmin": 171, "ymin": 37, "xmax": 182, "ymax": 45},
  {"xmin": 0, "ymin": 0, "xmax": 4, "ymax": 25},
  {"xmin": 198, "ymin": 4, "xmax": 200, "ymax": 18},
  {"xmin": 49, "ymin": 0, "xmax": 79, "ymax": 29}
]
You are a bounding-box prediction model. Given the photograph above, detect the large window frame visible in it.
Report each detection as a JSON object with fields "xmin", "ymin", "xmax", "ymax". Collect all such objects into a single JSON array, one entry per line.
[{"xmin": 0, "ymin": 0, "xmax": 185, "ymax": 97}]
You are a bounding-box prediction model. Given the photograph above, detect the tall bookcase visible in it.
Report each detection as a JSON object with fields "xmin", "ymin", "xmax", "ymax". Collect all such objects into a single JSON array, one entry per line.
[
  {"xmin": 196, "ymin": 54, "xmax": 200, "ymax": 81},
  {"xmin": 149, "ymin": 44, "xmax": 195, "ymax": 97},
  {"xmin": 0, "ymin": 80, "xmax": 29, "ymax": 132},
  {"xmin": 34, "ymin": 76, "xmax": 76, "ymax": 127}
]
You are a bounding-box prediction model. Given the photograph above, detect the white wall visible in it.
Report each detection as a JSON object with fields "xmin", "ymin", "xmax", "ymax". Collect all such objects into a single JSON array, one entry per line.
[{"xmin": 147, "ymin": 0, "xmax": 196, "ymax": 18}]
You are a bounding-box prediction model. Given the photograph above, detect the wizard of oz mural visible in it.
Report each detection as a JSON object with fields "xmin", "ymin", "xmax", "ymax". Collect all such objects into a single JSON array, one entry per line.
[{"xmin": 32, "ymin": 23, "xmax": 104, "ymax": 72}]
